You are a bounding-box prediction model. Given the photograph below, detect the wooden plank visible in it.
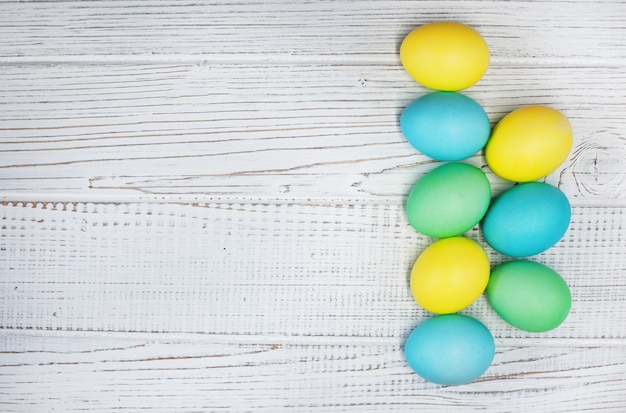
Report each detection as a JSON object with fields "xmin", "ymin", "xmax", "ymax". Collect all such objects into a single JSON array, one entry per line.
[
  {"xmin": 1, "ymin": 63, "xmax": 624, "ymax": 203},
  {"xmin": 0, "ymin": 333, "xmax": 625, "ymax": 412},
  {"xmin": 1, "ymin": 201, "xmax": 624, "ymax": 339},
  {"xmin": 1, "ymin": 1, "xmax": 626, "ymax": 64},
  {"xmin": 1, "ymin": 1, "xmax": 623, "ymax": 411}
]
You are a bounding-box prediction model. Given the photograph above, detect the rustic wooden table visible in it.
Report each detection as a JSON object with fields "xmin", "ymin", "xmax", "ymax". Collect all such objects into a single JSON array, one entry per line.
[{"xmin": 1, "ymin": 1, "xmax": 625, "ymax": 411}]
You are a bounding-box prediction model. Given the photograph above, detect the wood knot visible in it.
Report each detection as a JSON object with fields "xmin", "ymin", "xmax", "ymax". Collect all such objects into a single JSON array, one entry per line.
[{"xmin": 558, "ymin": 129, "xmax": 625, "ymax": 199}]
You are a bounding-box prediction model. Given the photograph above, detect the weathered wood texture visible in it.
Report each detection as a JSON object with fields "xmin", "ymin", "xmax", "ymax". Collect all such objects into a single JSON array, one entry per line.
[
  {"xmin": 1, "ymin": 0, "xmax": 625, "ymax": 63},
  {"xmin": 1, "ymin": 333, "xmax": 625, "ymax": 413},
  {"xmin": 1, "ymin": 63, "xmax": 624, "ymax": 202},
  {"xmin": 1, "ymin": 0, "xmax": 625, "ymax": 411},
  {"xmin": 1, "ymin": 201, "xmax": 624, "ymax": 340}
]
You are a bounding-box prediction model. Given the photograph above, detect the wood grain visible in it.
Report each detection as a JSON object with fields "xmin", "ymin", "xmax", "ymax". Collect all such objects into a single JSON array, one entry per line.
[
  {"xmin": 1, "ymin": 63, "xmax": 624, "ymax": 202},
  {"xmin": 1, "ymin": 201, "xmax": 624, "ymax": 340},
  {"xmin": 1, "ymin": 0, "xmax": 625, "ymax": 410},
  {"xmin": 0, "ymin": 333, "xmax": 625, "ymax": 412},
  {"xmin": 1, "ymin": 0, "xmax": 625, "ymax": 64}
]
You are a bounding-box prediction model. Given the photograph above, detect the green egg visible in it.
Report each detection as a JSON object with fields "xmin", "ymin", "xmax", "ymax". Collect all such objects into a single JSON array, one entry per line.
[
  {"xmin": 486, "ymin": 260, "xmax": 572, "ymax": 332},
  {"xmin": 406, "ymin": 163, "xmax": 491, "ymax": 238}
]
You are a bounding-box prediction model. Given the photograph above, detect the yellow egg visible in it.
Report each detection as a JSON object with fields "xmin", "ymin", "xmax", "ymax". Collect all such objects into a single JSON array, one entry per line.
[
  {"xmin": 485, "ymin": 106, "xmax": 573, "ymax": 182},
  {"xmin": 400, "ymin": 21, "xmax": 490, "ymax": 91},
  {"xmin": 410, "ymin": 237, "xmax": 490, "ymax": 314}
]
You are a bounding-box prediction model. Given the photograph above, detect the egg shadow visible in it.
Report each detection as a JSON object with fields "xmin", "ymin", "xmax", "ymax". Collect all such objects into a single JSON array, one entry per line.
[
  {"xmin": 404, "ymin": 236, "xmax": 435, "ymax": 292},
  {"xmin": 402, "ymin": 166, "xmax": 442, "ymax": 292}
]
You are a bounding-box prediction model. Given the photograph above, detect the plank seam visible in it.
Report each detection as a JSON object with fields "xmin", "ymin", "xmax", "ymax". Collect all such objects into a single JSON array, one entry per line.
[
  {"xmin": 1, "ymin": 328, "xmax": 624, "ymax": 347},
  {"xmin": 2, "ymin": 195, "xmax": 626, "ymax": 208},
  {"xmin": 2, "ymin": 55, "xmax": 626, "ymax": 67}
]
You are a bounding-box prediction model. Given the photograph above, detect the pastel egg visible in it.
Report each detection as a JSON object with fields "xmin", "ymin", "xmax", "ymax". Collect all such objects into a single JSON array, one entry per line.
[
  {"xmin": 404, "ymin": 314, "xmax": 495, "ymax": 385},
  {"xmin": 485, "ymin": 106, "xmax": 573, "ymax": 182},
  {"xmin": 406, "ymin": 163, "xmax": 491, "ymax": 238},
  {"xmin": 400, "ymin": 21, "xmax": 490, "ymax": 91},
  {"xmin": 486, "ymin": 260, "xmax": 571, "ymax": 332},
  {"xmin": 482, "ymin": 182, "xmax": 571, "ymax": 257},
  {"xmin": 400, "ymin": 92, "xmax": 491, "ymax": 161},
  {"xmin": 410, "ymin": 237, "xmax": 490, "ymax": 314}
]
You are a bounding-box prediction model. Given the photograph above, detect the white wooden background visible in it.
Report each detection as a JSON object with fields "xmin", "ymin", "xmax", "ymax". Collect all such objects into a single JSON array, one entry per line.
[{"xmin": 1, "ymin": 1, "xmax": 625, "ymax": 411}]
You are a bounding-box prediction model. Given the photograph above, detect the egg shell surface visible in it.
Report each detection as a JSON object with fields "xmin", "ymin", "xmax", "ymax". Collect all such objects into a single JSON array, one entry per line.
[
  {"xmin": 400, "ymin": 21, "xmax": 490, "ymax": 91},
  {"xmin": 400, "ymin": 92, "xmax": 491, "ymax": 161},
  {"xmin": 406, "ymin": 163, "xmax": 491, "ymax": 238},
  {"xmin": 482, "ymin": 182, "xmax": 571, "ymax": 257},
  {"xmin": 410, "ymin": 236, "xmax": 490, "ymax": 314},
  {"xmin": 485, "ymin": 105, "xmax": 573, "ymax": 182},
  {"xmin": 486, "ymin": 260, "xmax": 571, "ymax": 332},
  {"xmin": 404, "ymin": 314, "xmax": 495, "ymax": 386}
]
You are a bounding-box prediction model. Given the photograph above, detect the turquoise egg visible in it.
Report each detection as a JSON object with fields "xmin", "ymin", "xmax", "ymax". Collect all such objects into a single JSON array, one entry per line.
[
  {"xmin": 406, "ymin": 163, "xmax": 491, "ymax": 238},
  {"xmin": 400, "ymin": 92, "xmax": 490, "ymax": 161},
  {"xmin": 404, "ymin": 314, "xmax": 495, "ymax": 386},
  {"xmin": 482, "ymin": 182, "xmax": 571, "ymax": 257}
]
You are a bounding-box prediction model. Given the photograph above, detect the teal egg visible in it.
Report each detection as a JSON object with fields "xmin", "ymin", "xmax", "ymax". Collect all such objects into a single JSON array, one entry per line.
[
  {"xmin": 482, "ymin": 182, "xmax": 571, "ymax": 257},
  {"xmin": 404, "ymin": 314, "xmax": 495, "ymax": 386},
  {"xmin": 406, "ymin": 163, "xmax": 491, "ymax": 238},
  {"xmin": 400, "ymin": 92, "xmax": 491, "ymax": 161}
]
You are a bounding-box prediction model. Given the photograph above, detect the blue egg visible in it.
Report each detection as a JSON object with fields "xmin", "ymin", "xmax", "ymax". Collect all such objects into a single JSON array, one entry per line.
[
  {"xmin": 404, "ymin": 314, "xmax": 495, "ymax": 386},
  {"xmin": 482, "ymin": 182, "xmax": 571, "ymax": 257},
  {"xmin": 400, "ymin": 92, "xmax": 490, "ymax": 161}
]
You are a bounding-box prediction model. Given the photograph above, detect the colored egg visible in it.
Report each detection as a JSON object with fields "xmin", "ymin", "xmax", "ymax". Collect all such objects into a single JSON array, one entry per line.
[
  {"xmin": 404, "ymin": 314, "xmax": 495, "ymax": 385},
  {"xmin": 400, "ymin": 21, "xmax": 490, "ymax": 91},
  {"xmin": 482, "ymin": 182, "xmax": 571, "ymax": 257},
  {"xmin": 400, "ymin": 92, "xmax": 491, "ymax": 161},
  {"xmin": 485, "ymin": 106, "xmax": 573, "ymax": 182},
  {"xmin": 410, "ymin": 237, "xmax": 490, "ymax": 314},
  {"xmin": 406, "ymin": 163, "xmax": 491, "ymax": 238},
  {"xmin": 486, "ymin": 260, "xmax": 571, "ymax": 332}
]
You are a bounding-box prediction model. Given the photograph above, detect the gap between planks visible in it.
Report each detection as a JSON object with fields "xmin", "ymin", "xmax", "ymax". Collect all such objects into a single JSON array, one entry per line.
[
  {"xmin": 2, "ymin": 55, "xmax": 626, "ymax": 67},
  {"xmin": 1, "ymin": 328, "xmax": 624, "ymax": 348},
  {"xmin": 2, "ymin": 194, "xmax": 626, "ymax": 208}
]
